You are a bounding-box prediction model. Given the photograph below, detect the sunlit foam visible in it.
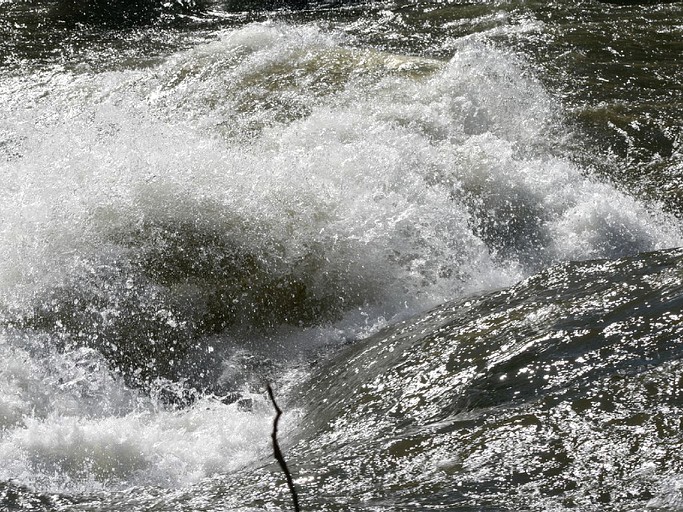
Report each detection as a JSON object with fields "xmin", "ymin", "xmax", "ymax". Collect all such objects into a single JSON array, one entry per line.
[
  {"xmin": 0, "ymin": 332, "xmax": 274, "ymax": 492},
  {"xmin": 0, "ymin": 399, "xmax": 273, "ymax": 492}
]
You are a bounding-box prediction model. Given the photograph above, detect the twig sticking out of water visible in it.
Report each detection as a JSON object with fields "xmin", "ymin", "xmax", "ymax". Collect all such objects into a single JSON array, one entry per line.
[{"xmin": 266, "ymin": 384, "xmax": 301, "ymax": 512}]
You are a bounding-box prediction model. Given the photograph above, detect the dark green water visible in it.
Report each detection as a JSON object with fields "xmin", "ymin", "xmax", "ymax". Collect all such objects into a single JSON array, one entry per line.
[{"xmin": 0, "ymin": 0, "xmax": 682, "ymax": 510}]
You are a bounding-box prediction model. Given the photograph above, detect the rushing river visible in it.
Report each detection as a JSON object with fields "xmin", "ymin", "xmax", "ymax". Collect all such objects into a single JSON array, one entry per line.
[{"xmin": 1, "ymin": 0, "xmax": 682, "ymax": 510}]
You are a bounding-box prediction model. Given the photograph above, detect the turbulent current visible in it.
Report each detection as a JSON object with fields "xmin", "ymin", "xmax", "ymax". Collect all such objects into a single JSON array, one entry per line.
[{"xmin": 0, "ymin": 0, "xmax": 682, "ymax": 510}]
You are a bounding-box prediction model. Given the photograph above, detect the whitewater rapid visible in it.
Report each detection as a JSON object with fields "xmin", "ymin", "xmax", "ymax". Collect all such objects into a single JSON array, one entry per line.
[{"xmin": 0, "ymin": 21, "xmax": 681, "ymax": 495}]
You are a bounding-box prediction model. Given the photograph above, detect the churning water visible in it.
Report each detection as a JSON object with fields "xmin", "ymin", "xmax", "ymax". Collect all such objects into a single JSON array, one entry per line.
[{"xmin": 0, "ymin": 0, "xmax": 682, "ymax": 510}]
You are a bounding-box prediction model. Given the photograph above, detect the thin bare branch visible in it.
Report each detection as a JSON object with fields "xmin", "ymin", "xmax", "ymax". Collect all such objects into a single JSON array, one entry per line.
[{"xmin": 266, "ymin": 384, "xmax": 301, "ymax": 512}]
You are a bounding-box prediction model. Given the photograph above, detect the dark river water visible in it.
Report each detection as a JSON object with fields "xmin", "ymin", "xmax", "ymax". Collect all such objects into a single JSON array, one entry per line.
[{"xmin": 0, "ymin": 0, "xmax": 682, "ymax": 510}]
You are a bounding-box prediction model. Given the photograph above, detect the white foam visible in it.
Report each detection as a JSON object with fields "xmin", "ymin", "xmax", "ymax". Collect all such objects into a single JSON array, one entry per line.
[
  {"xmin": 0, "ymin": 398, "xmax": 273, "ymax": 492},
  {"xmin": 2, "ymin": 24, "xmax": 678, "ymax": 311},
  {"xmin": 0, "ymin": 330, "xmax": 274, "ymax": 492}
]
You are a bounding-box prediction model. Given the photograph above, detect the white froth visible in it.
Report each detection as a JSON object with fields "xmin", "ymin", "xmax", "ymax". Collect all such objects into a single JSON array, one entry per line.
[
  {"xmin": 1, "ymin": 24, "xmax": 679, "ymax": 307},
  {"xmin": 0, "ymin": 399, "xmax": 272, "ymax": 492},
  {"xmin": 0, "ymin": 331, "xmax": 274, "ymax": 492}
]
